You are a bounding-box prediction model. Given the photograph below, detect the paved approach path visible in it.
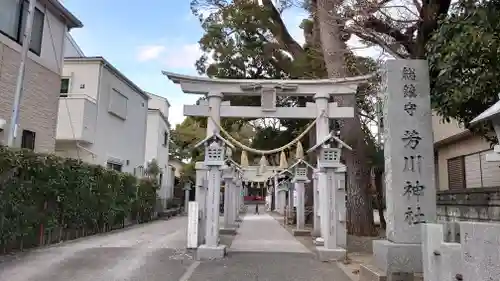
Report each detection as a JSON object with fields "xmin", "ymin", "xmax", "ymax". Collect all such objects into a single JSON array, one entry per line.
[
  {"xmin": 230, "ymin": 212, "xmax": 311, "ymax": 253},
  {"xmin": 188, "ymin": 211, "xmax": 352, "ymax": 281}
]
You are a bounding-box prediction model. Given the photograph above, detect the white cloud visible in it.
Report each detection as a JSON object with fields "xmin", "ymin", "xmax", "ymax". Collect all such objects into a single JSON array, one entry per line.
[
  {"xmin": 164, "ymin": 43, "xmax": 203, "ymax": 70},
  {"xmin": 137, "ymin": 45, "xmax": 166, "ymax": 62}
]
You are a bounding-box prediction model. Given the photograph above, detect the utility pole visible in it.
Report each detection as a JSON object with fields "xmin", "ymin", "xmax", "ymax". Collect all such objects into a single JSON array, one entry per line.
[{"xmin": 6, "ymin": 0, "xmax": 37, "ymax": 147}]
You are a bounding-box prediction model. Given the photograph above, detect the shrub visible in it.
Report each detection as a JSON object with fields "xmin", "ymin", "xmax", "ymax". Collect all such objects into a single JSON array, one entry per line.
[{"xmin": 0, "ymin": 146, "xmax": 158, "ymax": 252}]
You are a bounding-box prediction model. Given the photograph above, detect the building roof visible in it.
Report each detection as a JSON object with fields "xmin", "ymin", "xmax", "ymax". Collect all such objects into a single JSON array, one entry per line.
[
  {"xmin": 64, "ymin": 56, "xmax": 150, "ymax": 101},
  {"xmin": 146, "ymin": 92, "xmax": 171, "ymax": 107},
  {"xmin": 45, "ymin": 0, "xmax": 83, "ymax": 29},
  {"xmin": 470, "ymin": 99, "xmax": 500, "ymax": 125}
]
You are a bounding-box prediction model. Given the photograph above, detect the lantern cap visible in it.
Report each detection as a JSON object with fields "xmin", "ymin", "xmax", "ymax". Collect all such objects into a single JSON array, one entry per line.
[
  {"xmin": 287, "ymin": 158, "xmax": 315, "ymax": 171},
  {"xmin": 306, "ymin": 131, "xmax": 352, "ymax": 153},
  {"xmin": 193, "ymin": 132, "xmax": 235, "ymax": 150}
]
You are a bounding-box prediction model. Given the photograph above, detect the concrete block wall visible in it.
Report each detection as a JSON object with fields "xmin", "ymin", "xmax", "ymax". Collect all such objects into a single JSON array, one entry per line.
[{"xmin": 0, "ymin": 44, "xmax": 60, "ymax": 153}]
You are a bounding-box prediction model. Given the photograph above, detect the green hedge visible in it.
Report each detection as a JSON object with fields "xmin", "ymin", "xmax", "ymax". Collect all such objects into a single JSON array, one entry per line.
[{"xmin": 0, "ymin": 147, "xmax": 158, "ymax": 252}]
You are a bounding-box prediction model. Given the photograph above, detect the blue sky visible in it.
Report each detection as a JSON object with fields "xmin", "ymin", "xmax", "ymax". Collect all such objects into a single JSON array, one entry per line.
[{"xmin": 61, "ymin": 0, "xmax": 379, "ymax": 126}]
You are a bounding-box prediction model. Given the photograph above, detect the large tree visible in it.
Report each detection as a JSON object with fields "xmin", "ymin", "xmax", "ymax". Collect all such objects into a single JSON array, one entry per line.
[
  {"xmin": 191, "ymin": 0, "xmax": 380, "ymax": 235},
  {"xmin": 427, "ymin": 0, "xmax": 500, "ymax": 137}
]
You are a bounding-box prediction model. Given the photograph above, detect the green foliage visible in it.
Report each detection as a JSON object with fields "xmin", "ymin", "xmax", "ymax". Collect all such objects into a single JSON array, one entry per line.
[
  {"xmin": 132, "ymin": 178, "xmax": 159, "ymax": 223},
  {"xmin": 427, "ymin": 0, "xmax": 500, "ymax": 138},
  {"xmin": 0, "ymin": 147, "xmax": 158, "ymax": 251},
  {"xmin": 145, "ymin": 158, "xmax": 161, "ymax": 180}
]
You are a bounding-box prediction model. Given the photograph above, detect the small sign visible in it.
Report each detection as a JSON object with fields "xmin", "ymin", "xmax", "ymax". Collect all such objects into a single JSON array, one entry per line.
[{"xmin": 187, "ymin": 201, "xmax": 199, "ymax": 248}]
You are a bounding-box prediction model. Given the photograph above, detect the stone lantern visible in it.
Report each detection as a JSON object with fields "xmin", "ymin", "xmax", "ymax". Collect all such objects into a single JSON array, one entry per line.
[
  {"xmin": 192, "ymin": 132, "xmax": 235, "ymax": 260},
  {"xmin": 306, "ymin": 130, "xmax": 351, "ymax": 261},
  {"xmin": 287, "ymin": 158, "xmax": 314, "ymax": 235}
]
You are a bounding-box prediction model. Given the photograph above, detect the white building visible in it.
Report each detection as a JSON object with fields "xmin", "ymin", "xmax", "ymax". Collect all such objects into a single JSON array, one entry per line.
[
  {"xmin": 145, "ymin": 93, "xmax": 173, "ymax": 203},
  {"xmin": 55, "ymin": 56, "xmax": 149, "ymax": 174},
  {"xmin": 0, "ymin": 0, "xmax": 82, "ymax": 152}
]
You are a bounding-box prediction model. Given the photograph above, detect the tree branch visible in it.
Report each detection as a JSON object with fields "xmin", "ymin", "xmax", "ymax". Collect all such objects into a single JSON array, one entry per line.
[
  {"xmin": 347, "ymin": 26, "xmax": 408, "ymax": 58},
  {"xmin": 260, "ymin": 0, "xmax": 305, "ymax": 59},
  {"xmin": 362, "ymin": 16, "xmax": 415, "ymax": 54}
]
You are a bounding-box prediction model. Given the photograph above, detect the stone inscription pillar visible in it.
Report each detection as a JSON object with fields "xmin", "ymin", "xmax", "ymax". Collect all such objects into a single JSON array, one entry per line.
[{"xmin": 359, "ymin": 60, "xmax": 436, "ymax": 281}]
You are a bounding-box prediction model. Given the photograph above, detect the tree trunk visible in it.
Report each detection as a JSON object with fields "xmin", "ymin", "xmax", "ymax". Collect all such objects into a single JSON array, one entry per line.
[{"xmin": 316, "ymin": 0, "xmax": 375, "ymax": 236}]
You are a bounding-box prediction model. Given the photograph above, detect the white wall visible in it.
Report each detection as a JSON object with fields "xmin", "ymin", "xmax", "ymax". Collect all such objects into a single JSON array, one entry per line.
[
  {"xmin": 148, "ymin": 94, "xmax": 170, "ymax": 118},
  {"xmin": 0, "ymin": 0, "xmax": 67, "ymax": 74},
  {"xmin": 145, "ymin": 113, "xmax": 160, "ymax": 164},
  {"xmin": 92, "ymin": 65, "xmax": 148, "ymax": 173},
  {"xmin": 145, "ymin": 111, "xmax": 171, "ymax": 201}
]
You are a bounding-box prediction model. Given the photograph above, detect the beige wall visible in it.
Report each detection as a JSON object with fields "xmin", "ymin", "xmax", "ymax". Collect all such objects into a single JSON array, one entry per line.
[
  {"xmin": 0, "ymin": 44, "xmax": 60, "ymax": 153},
  {"xmin": 436, "ymin": 134, "xmax": 491, "ymax": 190},
  {"xmin": 432, "ymin": 113, "xmax": 467, "ymax": 143}
]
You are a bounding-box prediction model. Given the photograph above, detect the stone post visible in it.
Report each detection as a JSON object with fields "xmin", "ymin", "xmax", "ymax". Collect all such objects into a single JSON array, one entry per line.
[
  {"xmin": 221, "ymin": 169, "xmax": 237, "ymax": 235},
  {"xmin": 314, "ymin": 92, "xmax": 330, "ymax": 239},
  {"xmin": 334, "ymin": 165, "xmax": 347, "ymax": 249},
  {"xmin": 295, "ymin": 181, "xmax": 305, "ymax": 230},
  {"xmin": 274, "ymin": 176, "xmax": 279, "ymax": 212},
  {"xmin": 278, "ymin": 189, "xmax": 286, "ymax": 215},
  {"xmin": 236, "ymin": 180, "xmax": 243, "ymax": 216},
  {"xmin": 184, "ymin": 182, "xmax": 191, "ymax": 215},
  {"xmin": 195, "ymin": 162, "xmax": 208, "ymax": 245},
  {"xmin": 231, "ymin": 178, "xmax": 239, "ymax": 222},
  {"xmin": 312, "ymin": 172, "xmax": 321, "ymax": 237},
  {"xmin": 359, "ymin": 60, "xmax": 436, "ymax": 281},
  {"xmin": 316, "ymin": 165, "xmax": 347, "ymax": 261},
  {"xmin": 287, "ymin": 181, "xmax": 294, "ymax": 219},
  {"xmin": 223, "ymin": 177, "xmax": 232, "ymax": 227},
  {"xmin": 205, "ymin": 166, "xmax": 222, "ymax": 247}
]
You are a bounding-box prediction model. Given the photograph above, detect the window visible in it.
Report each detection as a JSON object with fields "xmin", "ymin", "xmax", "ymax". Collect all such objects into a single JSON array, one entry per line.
[
  {"xmin": 0, "ymin": 1, "xmax": 44, "ymax": 55},
  {"xmin": 0, "ymin": 0, "xmax": 22, "ymax": 39},
  {"xmin": 21, "ymin": 129, "xmax": 35, "ymax": 150},
  {"xmin": 447, "ymin": 156, "xmax": 465, "ymax": 190},
  {"xmin": 107, "ymin": 162, "xmax": 122, "ymax": 172},
  {"xmin": 163, "ymin": 131, "xmax": 168, "ymax": 147},
  {"xmin": 60, "ymin": 78, "xmax": 70, "ymax": 96},
  {"xmin": 108, "ymin": 88, "xmax": 128, "ymax": 120},
  {"xmin": 25, "ymin": 5, "xmax": 45, "ymax": 55}
]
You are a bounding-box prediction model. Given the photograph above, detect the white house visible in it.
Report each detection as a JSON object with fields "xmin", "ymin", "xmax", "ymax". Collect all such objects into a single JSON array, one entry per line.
[
  {"xmin": 145, "ymin": 93, "xmax": 173, "ymax": 204},
  {"xmin": 0, "ymin": 0, "xmax": 82, "ymax": 152},
  {"xmin": 55, "ymin": 56, "xmax": 149, "ymax": 174}
]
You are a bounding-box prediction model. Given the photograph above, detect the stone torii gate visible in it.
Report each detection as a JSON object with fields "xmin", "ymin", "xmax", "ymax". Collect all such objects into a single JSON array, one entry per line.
[{"xmin": 163, "ymin": 71, "xmax": 371, "ymax": 260}]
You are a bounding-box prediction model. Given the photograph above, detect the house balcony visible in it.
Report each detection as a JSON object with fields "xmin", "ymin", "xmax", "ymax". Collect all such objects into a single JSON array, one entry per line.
[{"xmin": 56, "ymin": 94, "xmax": 97, "ymax": 144}]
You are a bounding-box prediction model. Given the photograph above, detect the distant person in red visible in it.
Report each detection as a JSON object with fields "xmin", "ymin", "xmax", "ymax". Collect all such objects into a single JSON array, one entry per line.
[{"xmin": 255, "ymin": 203, "xmax": 259, "ymax": 215}]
